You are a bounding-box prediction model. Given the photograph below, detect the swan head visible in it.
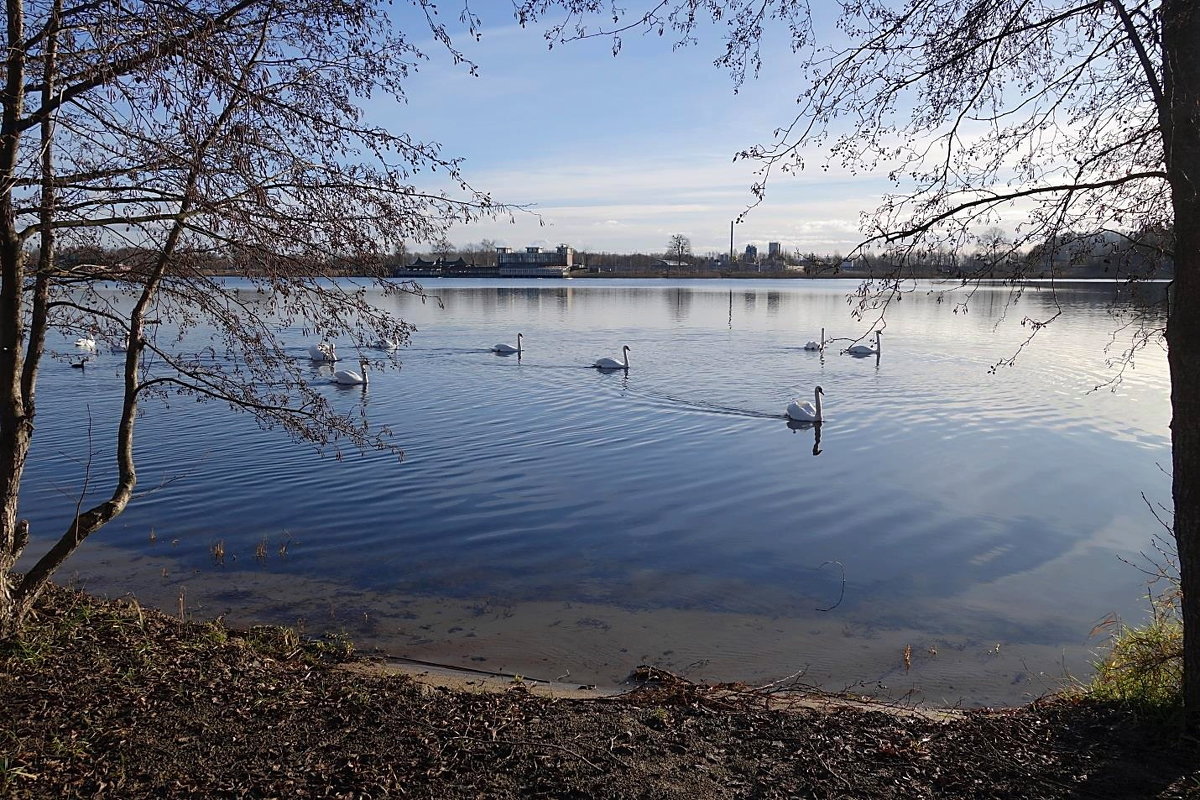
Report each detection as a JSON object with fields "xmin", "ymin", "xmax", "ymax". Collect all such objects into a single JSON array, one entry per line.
[{"xmin": 816, "ymin": 385, "xmax": 824, "ymax": 394}]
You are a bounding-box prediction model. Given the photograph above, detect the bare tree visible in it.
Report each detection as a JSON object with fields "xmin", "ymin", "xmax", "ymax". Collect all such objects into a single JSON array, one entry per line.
[
  {"xmin": 429, "ymin": 235, "xmax": 457, "ymax": 265},
  {"xmin": 516, "ymin": 0, "xmax": 1200, "ymax": 729},
  {"xmin": 666, "ymin": 233, "xmax": 692, "ymax": 268},
  {"xmin": 0, "ymin": 0, "xmax": 510, "ymax": 635},
  {"xmin": 458, "ymin": 238, "xmax": 498, "ymax": 266},
  {"xmin": 972, "ymin": 227, "xmax": 1014, "ymax": 279}
]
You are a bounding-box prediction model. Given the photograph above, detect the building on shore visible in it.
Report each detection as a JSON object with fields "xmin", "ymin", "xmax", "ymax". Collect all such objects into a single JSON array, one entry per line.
[
  {"xmin": 392, "ymin": 257, "xmax": 440, "ymax": 278},
  {"xmin": 441, "ymin": 257, "xmax": 500, "ymax": 277},
  {"xmin": 392, "ymin": 245, "xmax": 574, "ymax": 278},
  {"xmin": 497, "ymin": 245, "xmax": 574, "ymax": 278},
  {"xmin": 392, "ymin": 256, "xmax": 498, "ymax": 278}
]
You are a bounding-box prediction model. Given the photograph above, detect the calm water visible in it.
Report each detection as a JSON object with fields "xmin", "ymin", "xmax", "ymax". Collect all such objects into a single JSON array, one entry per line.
[{"xmin": 20, "ymin": 278, "xmax": 1172, "ymax": 706}]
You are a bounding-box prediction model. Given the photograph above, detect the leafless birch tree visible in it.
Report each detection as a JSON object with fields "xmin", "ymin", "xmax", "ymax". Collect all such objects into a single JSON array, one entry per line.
[{"xmin": 0, "ymin": 0, "xmax": 506, "ymax": 634}]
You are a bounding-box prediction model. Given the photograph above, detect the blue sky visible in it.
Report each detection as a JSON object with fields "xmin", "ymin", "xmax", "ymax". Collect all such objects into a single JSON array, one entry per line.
[{"xmin": 372, "ymin": 7, "xmax": 888, "ymax": 257}]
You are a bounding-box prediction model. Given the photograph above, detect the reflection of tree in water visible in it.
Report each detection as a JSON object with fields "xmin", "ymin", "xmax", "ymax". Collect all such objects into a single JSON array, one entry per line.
[{"xmin": 665, "ymin": 287, "xmax": 693, "ymax": 323}]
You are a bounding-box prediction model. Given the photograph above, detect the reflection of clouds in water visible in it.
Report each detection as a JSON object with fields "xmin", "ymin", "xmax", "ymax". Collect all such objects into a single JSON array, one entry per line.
[
  {"xmin": 841, "ymin": 512, "xmax": 1077, "ymax": 619},
  {"xmin": 967, "ymin": 544, "xmax": 1014, "ymax": 567}
]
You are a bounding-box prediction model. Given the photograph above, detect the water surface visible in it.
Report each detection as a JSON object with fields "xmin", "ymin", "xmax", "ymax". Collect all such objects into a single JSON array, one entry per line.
[{"xmin": 21, "ymin": 278, "xmax": 1171, "ymax": 706}]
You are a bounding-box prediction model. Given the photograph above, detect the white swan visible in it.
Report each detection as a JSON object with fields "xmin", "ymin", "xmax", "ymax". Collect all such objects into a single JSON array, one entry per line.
[
  {"xmin": 492, "ymin": 333, "xmax": 523, "ymax": 354},
  {"xmin": 309, "ymin": 342, "xmax": 337, "ymax": 362},
  {"xmin": 332, "ymin": 358, "xmax": 368, "ymax": 386},
  {"xmin": 370, "ymin": 338, "xmax": 399, "ymax": 351},
  {"xmin": 593, "ymin": 345, "xmax": 630, "ymax": 370},
  {"xmin": 803, "ymin": 327, "xmax": 824, "ymax": 351},
  {"xmin": 786, "ymin": 386, "xmax": 824, "ymax": 422},
  {"xmin": 845, "ymin": 331, "xmax": 881, "ymax": 356},
  {"xmin": 74, "ymin": 336, "xmax": 96, "ymax": 350}
]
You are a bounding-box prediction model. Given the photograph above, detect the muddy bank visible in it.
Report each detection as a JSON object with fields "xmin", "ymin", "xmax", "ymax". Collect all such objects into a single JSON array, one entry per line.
[
  {"xmin": 2, "ymin": 583, "xmax": 1196, "ymax": 798},
  {"xmin": 57, "ymin": 540, "xmax": 1088, "ymax": 708}
]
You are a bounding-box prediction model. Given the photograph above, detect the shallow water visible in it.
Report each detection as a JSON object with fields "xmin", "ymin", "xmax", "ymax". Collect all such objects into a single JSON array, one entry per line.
[{"xmin": 21, "ymin": 278, "xmax": 1172, "ymax": 706}]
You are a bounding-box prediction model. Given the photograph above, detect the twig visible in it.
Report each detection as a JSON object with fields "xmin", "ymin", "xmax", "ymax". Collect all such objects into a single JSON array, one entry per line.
[{"xmin": 816, "ymin": 560, "xmax": 846, "ymax": 611}]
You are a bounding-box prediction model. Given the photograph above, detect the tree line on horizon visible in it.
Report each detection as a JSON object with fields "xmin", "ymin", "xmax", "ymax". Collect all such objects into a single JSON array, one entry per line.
[{"xmin": 51, "ymin": 223, "xmax": 1175, "ymax": 281}]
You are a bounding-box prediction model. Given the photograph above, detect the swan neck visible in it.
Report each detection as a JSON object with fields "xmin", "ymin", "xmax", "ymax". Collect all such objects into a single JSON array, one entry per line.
[{"xmin": 814, "ymin": 389, "xmax": 823, "ymax": 421}]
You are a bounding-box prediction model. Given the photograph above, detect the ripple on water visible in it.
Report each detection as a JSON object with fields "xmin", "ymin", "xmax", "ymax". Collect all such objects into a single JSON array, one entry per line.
[{"xmin": 16, "ymin": 280, "xmax": 1172, "ymax": 707}]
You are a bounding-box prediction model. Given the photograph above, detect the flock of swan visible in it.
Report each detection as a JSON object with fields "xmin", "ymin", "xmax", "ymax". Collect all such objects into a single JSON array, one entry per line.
[
  {"xmin": 306, "ymin": 342, "xmax": 371, "ymax": 385},
  {"xmin": 301, "ymin": 327, "xmax": 883, "ymax": 416},
  {"xmin": 309, "ymin": 332, "xmax": 636, "ymax": 386},
  {"xmin": 784, "ymin": 330, "xmax": 882, "ymax": 423},
  {"xmin": 482, "ymin": 327, "xmax": 881, "ymax": 424},
  {"xmin": 73, "ymin": 324, "xmax": 879, "ymax": 416},
  {"xmin": 488, "ymin": 333, "xmax": 631, "ymax": 370}
]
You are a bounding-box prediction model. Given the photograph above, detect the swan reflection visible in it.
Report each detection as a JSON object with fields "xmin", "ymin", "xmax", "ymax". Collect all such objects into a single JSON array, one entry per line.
[{"xmin": 786, "ymin": 419, "xmax": 823, "ymax": 456}]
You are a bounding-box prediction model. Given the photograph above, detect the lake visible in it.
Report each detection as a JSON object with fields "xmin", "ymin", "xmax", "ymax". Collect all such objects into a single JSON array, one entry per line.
[{"xmin": 19, "ymin": 278, "xmax": 1172, "ymax": 707}]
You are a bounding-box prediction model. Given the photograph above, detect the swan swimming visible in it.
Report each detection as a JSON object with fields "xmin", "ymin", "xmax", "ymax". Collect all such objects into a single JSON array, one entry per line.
[
  {"xmin": 370, "ymin": 339, "xmax": 399, "ymax": 351},
  {"xmin": 845, "ymin": 331, "xmax": 881, "ymax": 356},
  {"xmin": 332, "ymin": 358, "xmax": 369, "ymax": 386},
  {"xmin": 803, "ymin": 327, "xmax": 825, "ymax": 351},
  {"xmin": 309, "ymin": 342, "xmax": 338, "ymax": 362},
  {"xmin": 74, "ymin": 336, "xmax": 96, "ymax": 350},
  {"xmin": 492, "ymin": 333, "xmax": 523, "ymax": 354},
  {"xmin": 786, "ymin": 386, "xmax": 824, "ymax": 422},
  {"xmin": 593, "ymin": 345, "xmax": 630, "ymax": 370}
]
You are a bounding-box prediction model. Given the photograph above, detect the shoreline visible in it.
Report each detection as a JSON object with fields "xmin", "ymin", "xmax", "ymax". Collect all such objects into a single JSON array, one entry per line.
[
  {"xmin": 50, "ymin": 538, "xmax": 1088, "ymax": 710},
  {"xmin": 3, "ymin": 581, "xmax": 1194, "ymax": 798}
]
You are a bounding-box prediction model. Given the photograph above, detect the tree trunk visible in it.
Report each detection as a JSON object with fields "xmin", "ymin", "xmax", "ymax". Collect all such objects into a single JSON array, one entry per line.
[
  {"xmin": 1162, "ymin": 0, "xmax": 1200, "ymax": 733},
  {"xmin": 0, "ymin": 0, "xmax": 29, "ymax": 639}
]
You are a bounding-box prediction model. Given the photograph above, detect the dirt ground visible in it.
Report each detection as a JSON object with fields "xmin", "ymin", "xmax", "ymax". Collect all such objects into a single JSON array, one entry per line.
[{"xmin": 2, "ymin": 584, "xmax": 1197, "ymax": 798}]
